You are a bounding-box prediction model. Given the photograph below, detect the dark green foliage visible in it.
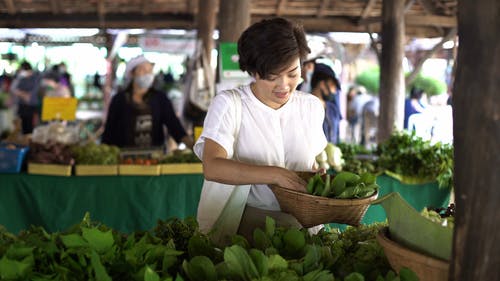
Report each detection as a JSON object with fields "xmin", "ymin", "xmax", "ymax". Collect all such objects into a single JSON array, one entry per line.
[
  {"xmin": 375, "ymin": 131, "xmax": 454, "ymax": 188},
  {"xmin": 409, "ymin": 74, "xmax": 447, "ymax": 96}
]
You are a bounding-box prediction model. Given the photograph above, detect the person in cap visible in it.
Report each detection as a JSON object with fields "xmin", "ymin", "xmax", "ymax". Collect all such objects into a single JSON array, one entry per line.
[
  {"xmin": 102, "ymin": 55, "xmax": 193, "ymax": 149},
  {"xmin": 310, "ymin": 63, "xmax": 342, "ymax": 144},
  {"xmin": 194, "ymin": 17, "xmax": 327, "ymax": 243}
]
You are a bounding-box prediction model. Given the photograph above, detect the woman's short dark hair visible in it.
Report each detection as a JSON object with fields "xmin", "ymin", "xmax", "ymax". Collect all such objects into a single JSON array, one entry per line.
[
  {"xmin": 238, "ymin": 17, "xmax": 310, "ymax": 79},
  {"xmin": 410, "ymin": 86, "xmax": 425, "ymax": 99}
]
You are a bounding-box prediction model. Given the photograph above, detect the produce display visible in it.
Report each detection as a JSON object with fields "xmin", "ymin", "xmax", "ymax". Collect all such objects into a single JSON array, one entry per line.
[
  {"xmin": 306, "ymin": 172, "xmax": 379, "ymax": 199},
  {"xmin": 421, "ymin": 203, "xmax": 455, "ymax": 228},
  {"xmin": 336, "ymin": 131, "xmax": 453, "ymax": 188},
  {"xmin": 160, "ymin": 149, "xmax": 201, "ymax": 164},
  {"xmin": 0, "ymin": 213, "xmax": 421, "ymax": 281},
  {"xmin": 28, "ymin": 141, "xmax": 74, "ymax": 165},
  {"xmin": 71, "ymin": 143, "xmax": 121, "ymax": 165},
  {"xmin": 315, "ymin": 143, "xmax": 344, "ymax": 171},
  {"xmin": 375, "ymin": 131, "xmax": 453, "ymax": 188},
  {"xmin": 120, "ymin": 156, "xmax": 159, "ymax": 165},
  {"xmin": 335, "ymin": 143, "xmax": 379, "ymax": 176}
]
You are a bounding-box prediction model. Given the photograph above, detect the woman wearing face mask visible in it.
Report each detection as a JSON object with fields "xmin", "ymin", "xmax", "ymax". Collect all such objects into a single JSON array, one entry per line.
[
  {"xmin": 102, "ymin": 56, "xmax": 193, "ymax": 149},
  {"xmin": 310, "ymin": 63, "xmax": 342, "ymax": 144},
  {"xmin": 194, "ymin": 17, "xmax": 327, "ymax": 243}
]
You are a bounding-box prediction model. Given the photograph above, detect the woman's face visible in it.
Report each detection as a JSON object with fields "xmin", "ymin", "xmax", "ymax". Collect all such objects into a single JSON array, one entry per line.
[
  {"xmin": 252, "ymin": 58, "xmax": 301, "ymax": 109},
  {"xmin": 133, "ymin": 62, "xmax": 153, "ymax": 77}
]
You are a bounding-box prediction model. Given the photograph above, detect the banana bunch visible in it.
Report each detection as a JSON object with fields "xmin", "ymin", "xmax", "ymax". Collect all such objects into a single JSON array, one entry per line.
[
  {"xmin": 315, "ymin": 142, "xmax": 344, "ymax": 171},
  {"xmin": 306, "ymin": 171, "xmax": 379, "ymax": 199}
]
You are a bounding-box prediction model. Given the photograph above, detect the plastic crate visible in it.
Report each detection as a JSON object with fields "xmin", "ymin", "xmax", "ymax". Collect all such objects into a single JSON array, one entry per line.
[{"xmin": 0, "ymin": 144, "xmax": 29, "ymax": 173}]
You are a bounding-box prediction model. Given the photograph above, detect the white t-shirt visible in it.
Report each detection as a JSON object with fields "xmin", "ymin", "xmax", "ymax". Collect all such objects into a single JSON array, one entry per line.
[{"xmin": 194, "ymin": 84, "xmax": 327, "ymax": 211}]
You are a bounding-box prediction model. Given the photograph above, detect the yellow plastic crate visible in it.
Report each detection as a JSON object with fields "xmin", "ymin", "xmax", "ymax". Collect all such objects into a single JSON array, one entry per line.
[
  {"xmin": 119, "ymin": 164, "xmax": 161, "ymax": 176},
  {"xmin": 28, "ymin": 163, "xmax": 72, "ymax": 176},
  {"xmin": 160, "ymin": 163, "xmax": 203, "ymax": 175},
  {"xmin": 74, "ymin": 165, "xmax": 118, "ymax": 176}
]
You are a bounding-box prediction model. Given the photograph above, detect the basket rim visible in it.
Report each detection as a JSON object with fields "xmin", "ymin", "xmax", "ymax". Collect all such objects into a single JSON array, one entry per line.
[
  {"xmin": 376, "ymin": 227, "xmax": 450, "ymax": 267},
  {"xmin": 269, "ymin": 184, "xmax": 379, "ymax": 206}
]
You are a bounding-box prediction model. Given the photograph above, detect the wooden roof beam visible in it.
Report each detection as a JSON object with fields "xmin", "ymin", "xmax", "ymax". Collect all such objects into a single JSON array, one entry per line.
[
  {"xmin": 276, "ymin": 0, "xmax": 287, "ymax": 16},
  {"xmin": 317, "ymin": 0, "xmax": 330, "ymax": 18},
  {"xmin": 97, "ymin": 0, "xmax": 106, "ymax": 27},
  {"xmin": 4, "ymin": 0, "xmax": 16, "ymax": 15},
  {"xmin": 49, "ymin": 0, "xmax": 59, "ymax": 14},
  {"xmin": 142, "ymin": 0, "xmax": 149, "ymax": 15},
  {"xmin": 359, "ymin": 14, "xmax": 456, "ymax": 28},
  {"xmin": 404, "ymin": 0, "xmax": 416, "ymax": 13},
  {"xmin": 187, "ymin": 0, "xmax": 197, "ymax": 14},
  {"xmin": 0, "ymin": 12, "xmax": 195, "ymax": 29},
  {"xmin": 418, "ymin": 0, "xmax": 438, "ymax": 14},
  {"xmin": 360, "ymin": 0, "xmax": 377, "ymax": 20}
]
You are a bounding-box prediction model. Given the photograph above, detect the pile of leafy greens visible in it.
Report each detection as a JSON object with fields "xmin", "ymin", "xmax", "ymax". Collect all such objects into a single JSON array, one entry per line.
[
  {"xmin": 0, "ymin": 214, "xmax": 419, "ymax": 281},
  {"xmin": 337, "ymin": 131, "xmax": 453, "ymax": 189},
  {"xmin": 375, "ymin": 131, "xmax": 453, "ymax": 188}
]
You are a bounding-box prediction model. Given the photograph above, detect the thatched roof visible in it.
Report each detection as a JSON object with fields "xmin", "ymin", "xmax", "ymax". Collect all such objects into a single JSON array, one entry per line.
[{"xmin": 0, "ymin": 0, "xmax": 457, "ymax": 37}]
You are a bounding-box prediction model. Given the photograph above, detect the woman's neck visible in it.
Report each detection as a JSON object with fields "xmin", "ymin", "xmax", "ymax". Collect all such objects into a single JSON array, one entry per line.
[{"xmin": 132, "ymin": 87, "xmax": 147, "ymax": 104}]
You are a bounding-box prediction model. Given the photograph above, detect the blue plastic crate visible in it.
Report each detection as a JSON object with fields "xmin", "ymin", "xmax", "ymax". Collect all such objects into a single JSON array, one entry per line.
[{"xmin": 0, "ymin": 145, "xmax": 29, "ymax": 173}]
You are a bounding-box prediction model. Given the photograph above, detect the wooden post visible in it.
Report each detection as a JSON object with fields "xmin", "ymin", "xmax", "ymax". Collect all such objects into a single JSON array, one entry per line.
[
  {"xmin": 377, "ymin": 0, "xmax": 406, "ymax": 143},
  {"xmin": 196, "ymin": 0, "xmax": 218, "ymax": 64},
  {"xmin": 451, "ymin": 0, "xmax": 500, "ymax": 280},
  {"xmin": 218, "ymin": 0, "xmax": 251, "ymax": 43}
]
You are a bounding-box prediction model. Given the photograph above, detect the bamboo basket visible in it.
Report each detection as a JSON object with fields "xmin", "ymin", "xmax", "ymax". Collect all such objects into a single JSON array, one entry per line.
[
  {"xmin": 269, "ymin": 172, "xmax": 378, "ymax": 227},
  {"xmin": 377, "ymin": 227, "xmax": 449, "ymax": 281}
]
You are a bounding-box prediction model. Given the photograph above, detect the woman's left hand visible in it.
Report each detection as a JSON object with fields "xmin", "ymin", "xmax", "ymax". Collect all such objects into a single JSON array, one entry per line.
[{"xmin": 270, "ymin": 167, "xmax": 308, "ymax": 193}]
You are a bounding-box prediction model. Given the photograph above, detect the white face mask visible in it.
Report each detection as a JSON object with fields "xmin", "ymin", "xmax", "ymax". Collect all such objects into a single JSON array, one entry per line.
[{"xmin": 134, "ymin": 73, "xmax": 154, "ymax": 89}]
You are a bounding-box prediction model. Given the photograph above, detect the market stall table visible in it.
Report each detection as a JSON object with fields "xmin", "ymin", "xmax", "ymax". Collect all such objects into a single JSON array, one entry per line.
[{"xmin": 0, "ymin": 173, "xmax": 204, "ymax": 234}]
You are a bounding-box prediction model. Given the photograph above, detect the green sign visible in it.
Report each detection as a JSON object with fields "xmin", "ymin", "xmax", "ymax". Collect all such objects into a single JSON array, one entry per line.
[{"xmin": 219, "ymin": 42, "xmax": 249, "ymax": 79}]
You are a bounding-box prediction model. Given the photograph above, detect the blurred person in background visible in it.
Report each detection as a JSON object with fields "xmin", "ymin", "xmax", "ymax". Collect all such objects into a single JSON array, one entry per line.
[
  {"xmin": 39, "ymin": 71, "xmax": 72, "ymax": 98},
  {"xmin": 102, "ymin": 55, "xmax": 193, "ymax": 149},
  {"xmin": 346, "ymin": 85, "xmax": 372, "ymax": 144},
  {"xmin": 310, "ymin": 63, "xmax": 342, "ymax": 144},
  {"xmin": 10, "ymin": 61, "xmax": 41, "ymax": 134},
  {"xmin": 297, "ymin": 58, "xmax": 316, "ymax": 93},
  {"xmin": 52, "ymin": 62, "xmax": 74, "ymax": 96},
  {"xmin": 404, "ymin": 86, "xmax": 427, "ymax": 129}
]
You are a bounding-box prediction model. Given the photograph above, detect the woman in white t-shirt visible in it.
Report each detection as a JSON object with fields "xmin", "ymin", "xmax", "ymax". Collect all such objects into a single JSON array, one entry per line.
[{"xmin": 194, "ymin": 17, "xmax": 327, "ymax": 242}]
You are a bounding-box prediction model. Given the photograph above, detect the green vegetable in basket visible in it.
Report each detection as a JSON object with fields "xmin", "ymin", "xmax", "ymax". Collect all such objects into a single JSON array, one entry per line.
[
  {"xmin": 321, "ymin": 174, "xmax": 332, "ymax": 197},
  {"xmin": 305, "ymin": 171, "xmax": 378, "ymax": 199}
]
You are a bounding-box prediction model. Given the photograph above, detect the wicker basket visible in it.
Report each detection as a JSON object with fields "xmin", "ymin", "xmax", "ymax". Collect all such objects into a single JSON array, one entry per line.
[
  {"xmin": 377, "ymin": 227, "xmax": 449, "ymax": 281},
  {"xmin": 269, "ymin": 172, "xmax": 378, "ymax": 227}
]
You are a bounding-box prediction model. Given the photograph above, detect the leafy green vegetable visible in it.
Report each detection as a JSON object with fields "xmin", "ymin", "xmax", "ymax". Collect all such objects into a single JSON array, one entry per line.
[
  {"xmin": 71, "ymin": 143, "xmax": 120, "ymax": 165},
  {"xmin": 375, "ymin": 130, "xmax": 453, "ymax": 188}
]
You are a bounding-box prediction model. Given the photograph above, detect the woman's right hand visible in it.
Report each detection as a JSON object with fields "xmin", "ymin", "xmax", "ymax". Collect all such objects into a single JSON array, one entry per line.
[{"xmin": 271, "ymin": 167, "xmax": 307, "ymax": 193}]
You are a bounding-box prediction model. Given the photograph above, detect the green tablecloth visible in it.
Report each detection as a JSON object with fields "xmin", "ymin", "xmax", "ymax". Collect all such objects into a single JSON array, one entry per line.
[
  {"xmin": 0, "ymin": 174, "xmax": 204, "ymax": 234},
  {"xmin": 1, "ymin": 173, "xmax": 450, "ymax": 234}
]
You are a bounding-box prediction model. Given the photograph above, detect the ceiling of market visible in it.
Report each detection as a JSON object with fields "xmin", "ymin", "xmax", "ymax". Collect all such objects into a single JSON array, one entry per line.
[{"xmin": 0, "ymin": 0, "xmax": 457, "ymax": 38}]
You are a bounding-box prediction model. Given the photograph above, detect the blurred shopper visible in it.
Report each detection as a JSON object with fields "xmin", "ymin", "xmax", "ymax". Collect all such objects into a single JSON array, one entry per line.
[
  {"xmin": 297, "ymin": 58, "xmax": 316, "ymax": 93},
  {"xmin": 52, "ymin": 62, "xmax": 74, "ymax": 96},
  {"xmin": 404, "ymin": 86, "xmax": 427, "ymax": 129},
  {"xmin": 102, "ymin": 55, "xmax": 193, "ymax": 149},
  {"xmin": 10, "ymin": 61, "xmax": 41, "ymax": 134},
  {"xmin": 39, "ymin": 71, "xmax": 72, "ymax": 98},
  {"xmin": 346, "ymin": 85, "xmax": 372, "ymax": 144},
  {"xmin": 310, "ymin": 63, "xmax": 342, "ymax": 144}
]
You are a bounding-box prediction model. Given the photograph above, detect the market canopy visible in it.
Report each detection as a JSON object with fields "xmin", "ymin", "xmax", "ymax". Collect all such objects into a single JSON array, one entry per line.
[{"xmin": 0, "ymin": 0, "xmax": 456, "ymax": 37}]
